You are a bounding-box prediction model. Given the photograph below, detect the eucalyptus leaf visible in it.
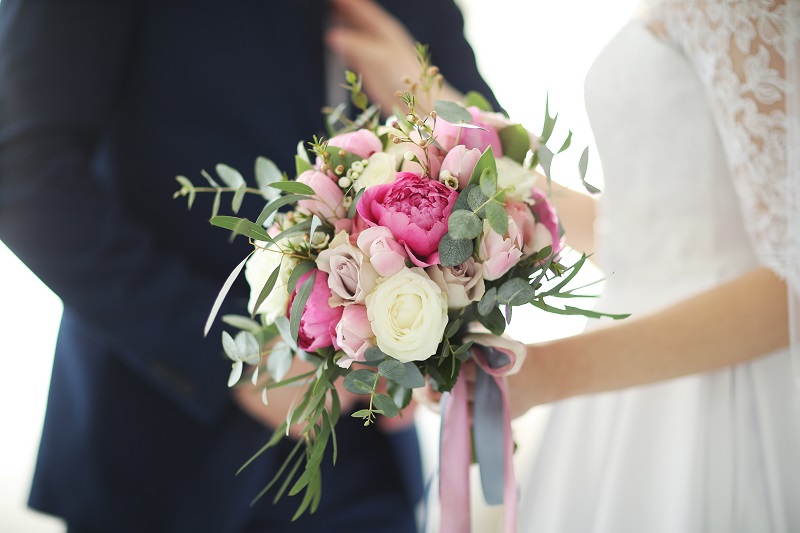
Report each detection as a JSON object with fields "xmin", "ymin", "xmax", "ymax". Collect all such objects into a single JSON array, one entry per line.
[
  {"xmin": 269, "ymin": 181, "xmax": 315, "ymax": 195},
  {"xmin": 175, "ymin": 176, "xmax": 196, "ymax": 209},
  {"xmin": 398, "ymin": 362, "xmax": 425, "ymax": 389},
  {"xmin": 364, "ymin": 346, "xmax": 387, "ymax": 363},
  {"xmin": 215, "ymin": 163, "xmax": 245, "ymax": 188},
  {"xmin": 537, "ymin": 145, "xmax": 554, "ymax": 179},
  {"xmin": 557, "ymin": 130, "xmax": 573, "ymax": 154},
  {"xmin": 447, "ymin": 210, "xmax": 482, "ymax": 240},
  {"xmin": 295, "ymin": 155, "xmax": 313, "ymax": 177},
  {"xmin": 234, "ymin": 330, "xmax": 260, "ymax": 361},
  {"xmin": 200, "ymin": 169, "xmax": 221, "ymax": 188},
  {"xmin": 255, "ymin": 157, "xmax": 283, "ymax": 199},
  {"xmin": 479, "ymin": 167, "xmax": 497, "ymax": 198},
  {"xmin": 485, "ymin": 201, "xmax": 508, "ymax": 236},
  {"xmin": 255, "ymin": 194, "xmax": 309, "ymax": 227},
  {"xmin": 477, "ymin": 287, "xmax": 498, "ymax": 317},
  {"xmin": 287, "ymin": 261, "xmax": 316, "ymax": 294},
  {"xmin": 231, "ymin": 182, "xmax": 247, "ymax": 214},
  {"xmin": 540, "ymin": 94, "xmax": 558, "ymax": 144},
  {"xmin": 267, "ymin": 343, "xmax": 293, "ymax": 382},
  {"xmin": 211, "ymin": 189, "xmax": 221, "ymax": 219},
  {"xmin": 497, "ymin": 278, "xmax": 537, "ymax": 306},
  {"xmin": 378, "ymin": 359, "xmax": 406, "ymax": 383},
  {"xmin": 373, "ymin": 394, "xmax": 400, "ymax": 418},
  {"xmin": 386, "ymin": 382, "xmax": 413, "ymax": 410},
  {"xmin": 211, "ymin": 216, "xmax": 272, "ymax": 242},
  {"xmin": 578, "ymin": 145, "xmax": 590, "ymax": 179},
  {"xmin": 221, "ymin": 330, "xmax": 239, "ymax": 360},
  {"xmin": 445, "ymin": 319, "xmax": 462, "ymax": 339},
  {"xmin": 468, "ymin": 146, "xmax": 497, "ymax": 187},
  {"xmin": 476, "ymin": 306, "xmax": 506, "ymax": 336},
  {"xmin": 467, "ymin": 185, "xmax": 490, "ymax": 217},
  {"xmin": 274, "ymin": 316, "xmax": 298, "ymax": 351},
  {"xmin": 251, "ymin": 263, "xmax": 281, "ymax": 318},
  {"xmin": 348, "ymin": 187, "xmax": 366, "ymax": 219},
  {"xmin": 438, "ymin": 233, "xmax": 473, "ymax": 267},
  {"xmin": 221, "ymin": 314, "xmax": 261, "ymax": 333},
  {"xmin": 343, "ymin": 369, "xmax": 377, "ymax": 395},
  {"xmin": 498, "ymin": 124, "xmax": 531, "ymax": 164},
  {"xmin": 434, "ymin": 100, "xmax": 473, "ymax": 124}
]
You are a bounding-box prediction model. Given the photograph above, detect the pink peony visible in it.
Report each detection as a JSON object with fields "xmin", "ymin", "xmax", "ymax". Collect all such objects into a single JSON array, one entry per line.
[
  {"xmin": 335, "ymin": 304, "xmax": 375, "ymax": 369},
  {"xmin": 327, "ymin": 130, "xmax": 383, "ymax": 159},
  {"xmin": 439, "ymin": 145, "xmax": 482, "ymax": 189},
  {"xmin": 435, "ymin": 106, "xmax": 504, "ymax": 157},
  {"xmin": 530, "ymin": 188, "xmax": 563, "ymax": 256},
  {"xmin": 356, "ymin": 226, "xmax": 408, "ymax": 278},
  {"xmin": 291, "ymin": 270, "xmax": 343, "ymax": 352},
  {"xmin": 357, "ymin": 172, "xmax": 458, "ymax": 267},
  {"xmin": 296, "ymin": 170, "xmax": 346, "ymax": 222}
]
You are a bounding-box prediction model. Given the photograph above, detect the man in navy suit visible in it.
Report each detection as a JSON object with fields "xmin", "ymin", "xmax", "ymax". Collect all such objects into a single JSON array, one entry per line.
[{"xmin": 0, "ymin": 1, "xmax": 498, "ymax": 531}]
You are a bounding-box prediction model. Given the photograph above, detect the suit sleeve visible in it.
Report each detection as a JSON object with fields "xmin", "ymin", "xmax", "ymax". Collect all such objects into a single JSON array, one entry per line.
[{"xmin": 0, "ymin": 0, "xmax": 233, "ymax": 424}]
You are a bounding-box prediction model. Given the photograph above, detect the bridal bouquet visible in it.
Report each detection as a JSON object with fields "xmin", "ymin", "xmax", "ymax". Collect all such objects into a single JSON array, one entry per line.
[{"xmin": 175, "ymin": 45, "xmax": 623, "ymax": 530}]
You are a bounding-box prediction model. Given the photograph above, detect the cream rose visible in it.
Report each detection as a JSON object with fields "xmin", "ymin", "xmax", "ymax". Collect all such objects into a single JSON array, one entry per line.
[
  {"xmin": 496, "ymin": 156, "xmax": 538, "ymax": 202},
  {"xmin": 354, "ymin": 152, "xmax": 398, "ymax": 191},
  {"xmin": 426, "ymin": 258, "xmax": 485, "ymax": 309},
  {"xmin": 365, "ymin": 267, "xmax": 447, "ymax": 363},
  {"xmin": 244, "ymin": 241, "xmax": 298, "ymax": 324}
]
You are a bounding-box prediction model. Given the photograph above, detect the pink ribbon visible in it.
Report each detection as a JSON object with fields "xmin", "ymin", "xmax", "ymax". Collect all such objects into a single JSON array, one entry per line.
[{"xmin": 439, "ymin": 333, "xmax": 525, "ymax": 533}]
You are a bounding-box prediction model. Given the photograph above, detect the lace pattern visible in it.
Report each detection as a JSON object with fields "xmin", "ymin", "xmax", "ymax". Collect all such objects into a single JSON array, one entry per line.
[{"xmin": 642, "ymin": 0, "xmax": 793, "ymax": 279}]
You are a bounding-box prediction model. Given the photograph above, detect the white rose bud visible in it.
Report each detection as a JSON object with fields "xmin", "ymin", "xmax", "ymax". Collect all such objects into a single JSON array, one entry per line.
[
  {"xmin": 354, "ymin": 152, "xmax": 398, "ymax": 191},
  {"xmin": 496, "ymin": 156, "xmax": 539, "ymax": 202},
  {"xmin": 244, "ymin": 242, "xmax": 298, "ymax": 324},
  {"xmin": 365, "ymin": 267, "xmax": 447, "ymax": 363}
]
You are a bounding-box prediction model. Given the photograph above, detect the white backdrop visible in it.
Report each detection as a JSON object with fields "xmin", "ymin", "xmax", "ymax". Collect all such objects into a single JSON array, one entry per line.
[{"xmin": 0, "ymin": 1, "xmax": 637, "ymax": 531}]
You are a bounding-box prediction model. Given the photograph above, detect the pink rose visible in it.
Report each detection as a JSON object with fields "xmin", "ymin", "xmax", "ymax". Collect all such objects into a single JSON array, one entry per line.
[
  {"xmin": 435, "ymin": 106, "xmax": 504, "ymax": 157},
  {"xmin": 479, "ymin": 218, "xmax": 523, "ymax": 281},
  {"xmin": 315, "ymin": 231, "xmax": 378, "ymax": 306},
  {"xmin": 505, "ymin": 201, "xmax": 538, "ymax": 257},
  {"xmin": 333, "ymin": 212, "xmax": 369, "ymax": 242},
  {"xmin": 530, "ymin": 188, "xmax": 563, "ymax": 256},
  {"xmin": 335, "ymin": 304, "xmax": 375, "ymax": 369},
  {"xmin": 356, "ymin": 226, "xmax": 408, "ymax": 277},
  {"xmin": 440, "ymin": 145, "xmax": 482, "ymax": 189},
  {"xmin": 357, "ymin": 172, "xmax": 457, "ymax": 267},
  {"xmin": 426, "ymin": 258, "xmax": 485, "ymax": 309},
  {"xmin": 297, "ymin": 170, "xmax": 346, "ymax": 222},
  {"xmin": 327, "ymin": 130, "xmax": 382, "ymax": 159},
  {"xmin": 291, "ymin": 270, "xmax": 343, "ymax": 352}
]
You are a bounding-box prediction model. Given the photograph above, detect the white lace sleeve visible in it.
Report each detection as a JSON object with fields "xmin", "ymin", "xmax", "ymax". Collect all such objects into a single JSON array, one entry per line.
[{"xmin": 652, "ymin": 0, "xmax": 793, "ymax": 278}]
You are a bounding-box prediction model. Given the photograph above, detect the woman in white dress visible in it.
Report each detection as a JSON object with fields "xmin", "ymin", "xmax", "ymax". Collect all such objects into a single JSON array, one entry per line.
[{"xmin": 509, "ymin": 1, "xmax": 800, "ymax": 531}]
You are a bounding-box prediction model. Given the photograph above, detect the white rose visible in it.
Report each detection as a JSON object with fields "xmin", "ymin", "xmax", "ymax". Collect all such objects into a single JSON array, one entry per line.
[
  {"xmin": 496, "ymin": 156, "xmax": 538, "ymax": 202},
  {"xmin": 365, "ymin": 267, "xmax": 447, "ymax": 363},
  {"xmin": 244, "ymin": 241, "xmax": 299, "ymax": 324},
  {"xmin": 354, "ymin": 152, "xmax": 398, "ymax": 191}
]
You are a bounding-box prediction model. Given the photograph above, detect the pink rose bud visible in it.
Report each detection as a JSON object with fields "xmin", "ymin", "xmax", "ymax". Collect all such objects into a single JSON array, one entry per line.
[
  {"xmin": 335, "ymin": 304, "xmax": 375, "ymax": 369},
  {"xmin": 479, "ymin": 219, "xmax": 523, "ymax": 281},
  {"xmin": 297, "ymin": 170, "xmax": 347, "ymax": 222},
  {"xmin": 505, "ymin": 201, "xmax": 538, "ymax": 257},
  {"xmin": 530, "ymin": 188, "xmax": 563, "ymax": 256},
  {"xmin": 291, "ymin": 270, "xmax": 343, "ymax": 352},
  {"xmin": 357, "ymin": 226, "xmax": 409, "ymax": 278},
  {"xmin": 327, "ymin": 130, "xmax": 383, "ymax": 159},
  {"xmin": 435, "ymin": 106, "xmax": 504, "ymax": 157},
  {"xmin": 440, "ymin": 145, "xmax": 482, "ymax": 189}
]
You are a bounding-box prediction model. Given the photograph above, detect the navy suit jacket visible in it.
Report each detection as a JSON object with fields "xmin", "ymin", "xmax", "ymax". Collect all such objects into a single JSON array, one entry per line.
[{"xmin": 0, "ymin": 1, "xmax": 498, "ymax": 531}]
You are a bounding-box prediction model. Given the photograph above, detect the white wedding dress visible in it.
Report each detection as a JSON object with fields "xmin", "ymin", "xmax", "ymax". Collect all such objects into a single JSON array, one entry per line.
[{"xmin": 517, "ymin": 1, "xmax": 800, "ymax": 532}]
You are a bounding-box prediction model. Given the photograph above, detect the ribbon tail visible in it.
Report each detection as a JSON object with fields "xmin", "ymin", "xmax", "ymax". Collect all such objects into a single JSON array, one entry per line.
[
  {"xmin": 498, "ymin": 375, "xmax": 517, "ymax": 533},
  {"xmin": 439, "ymin": 377, "xmax": 472, "ymax": 533}
]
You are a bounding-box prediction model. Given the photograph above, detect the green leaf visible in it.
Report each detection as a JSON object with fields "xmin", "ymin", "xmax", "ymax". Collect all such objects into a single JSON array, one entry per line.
[
  {"xmin": 453, "ymin": 340, "xmax": 474, "ymax": 356},
  {"xmin": 351, "ymin": 409, "xmax": 372, "ymax": 419},
  {"xmin": 267, "ymin": 343, "xmax": 293, "ymax": 381},
  {"xmin": 578, "ymin": 145, "xmax": 590, "ymax": 179},
  {"xmin": 295, "ymin": 155, "xmax": 313, "ymax": 177},
  {"xmin": 497, "ymin": 278, "xmax": 537, "ymax": 306},
  {"xmin": 426, "ymin": 358, "xmax": 461, "ymax": 393},
  {"xmin": 438, "ymin": 233, "xmax": 473, "ymax": 267},
  {"xmin": 498, "ymin": 124, "xmax": 531, "ymax": 164},
  {"xmin": 211, "ymin": 189, "xmax": 221, "ymax": 219},
  {"xmin": 287, "ymin": 261, "xmax": 316, "ymax": 294},
  {"xmin": 540, "ymin": 94, "xmax": 557, "ymax": 144},
  {"xmin": 479, "ymin": 167, "xmax": 498, "ymax": 198},
  {"xmin": 231, "ymin": 182, "xmax": 247, "ymax": 214},
  {"xmin": 343, "ymin": 369, "xmax": 377, "ymax": 395},
  {"xmin": 210, "ymin": 216, "xmax": 272, "ymax": 242},
  {"xmin": 255, "ymin": 157, "xmax": 282, "ymax": 196},
  {"xmin": 386, "ymin": 381, "xmax": 413, "ymax": 410},
  {"xmin": 352, "ymin": 91, "xmax": 368, "ymax": 110},
  {"xmin": 324, "ymin": 146, "xmax": 362, "ymax": 174},
  {"xmin": 251, "ymin": 262, "xmax": 281, "ymax": 318},
  {"xmin": 200, "ymin": 169, "xmax": 221, "ymax": 188},
  {"xmin": 378, "ymin": 359, "xmax": 405, "ymax": 382},
  {"xmin": 174, "ymin": 176, "xmax": 196, "ymax": 209},
  {"xmin": 435, "ymin": 100, "xmax": 473, "ymax": 124},
  {"xmin": 477, "ymin": 287, "xmax": 497, "ymax": 317},
  {"xmin": 447, "ymin": 210, "xmax": 482, "ymax": 240},
  {"xmin": 445, "ymin": 319, "xmax": 462, "ymax": 338},
  {"xmin": 557, "ymin": 130, "xmax": 573, "ymax": 154},
  {"xmin": 530, "ymin": 299, "xmax": 631, "ymax": 320},
  {"xmin": 537, "ymin": 145, "xmax": 554, "ymax": 179},
  {"xmin": 269, "ymin": 181, "xmax": 315, "ymax": 195},
  {"xmin": 373, "ymin": 394, "xmax": 400, "ymax": 418},
  {"xmin": 348, "ymin": 187, "xmax": 366, "ymax": 219},
  {"xmin": 289, "ymin": 272, "xmax": 316, "ymax": 342},
  {"xmin": 364, "ymin": 346, "xmax": 387, "ymax": 363},
  {"xmin": 485, "ymin": 201, "xmax": 508, "ymax": 236},
  {"xmin": 468, "ymin": 146, "xmax": 497, "ymax": 187},
  {"xmin": 398, "ymin": 362, "xmax": 425, "ymax": 389},
  {"xmin": 255, "ymin": 194, "xmax": 309, "ymax": 227},
  {"xmin": 221, "ymin": 314, "xmax": 261, "ymax": 333},
  {"xmin": 463, "ymin": 91, "xmax": 494, "ymax": 112},
  {"xmin": 476, "ymin": 306, "xmax": 506, "ymax": 336},
  {"xmin": 205, "ymin": 253, "xmax": 252, "ymax": 336},
  {"xmin": 467, "ymin": 185, "xmax": 490, "ymax": 217},
  {"xmin": 215, "ymin": 163, "xmax": 245, "ymax": 188},
  {"xmin": 453, "ymin": 184, "xmax": 475, "ymax": 212}
]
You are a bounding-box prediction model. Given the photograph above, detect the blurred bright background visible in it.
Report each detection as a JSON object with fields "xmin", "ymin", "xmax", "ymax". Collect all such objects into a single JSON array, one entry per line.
[{"xmin": 0, "ymin": 0, "xmax": 637, "ymax": 531}]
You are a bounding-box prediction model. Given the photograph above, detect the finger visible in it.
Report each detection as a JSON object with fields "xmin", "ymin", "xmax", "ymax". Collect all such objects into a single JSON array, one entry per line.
[
  {"xmin": 325, "ymin": 27, "xmax": 382, "ymax": 66},
  {"xmin": 329, "ymin": 0, "xmax": 405, "ymax": 37}
]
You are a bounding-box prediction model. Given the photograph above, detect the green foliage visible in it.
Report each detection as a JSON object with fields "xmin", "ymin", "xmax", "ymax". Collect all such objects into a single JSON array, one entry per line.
[
  {"xmin": 438, "ymin": 233, "xmax": 473, "ymax": 267},
  {"xmin": 289, "ymin": 272, "xmax": 316, "ymax": 342},
  {"xmin": 434, "ymin": 100, "xmax": 473, "ymax": 124},
  {"xmin": 463, "ymin": 91, "xmax": 494, "ymax": 112},
  {"xmin": 498, "ymin": 124, "xmax": 531, "ymax": 164},
  {"xmin": 447, "ymin": 209, "xmax": 483, "ymax": 240},
  {"xmin": 251, "ymin": 263, "xmax": 281, "ymax": 319},
  {"xmin": 485, "ymin": 201, "xmax": 508, "ymax": 236},
  {"xmin": 468, "ymin": 146, "xmax": 497, "ymax": 187}
]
